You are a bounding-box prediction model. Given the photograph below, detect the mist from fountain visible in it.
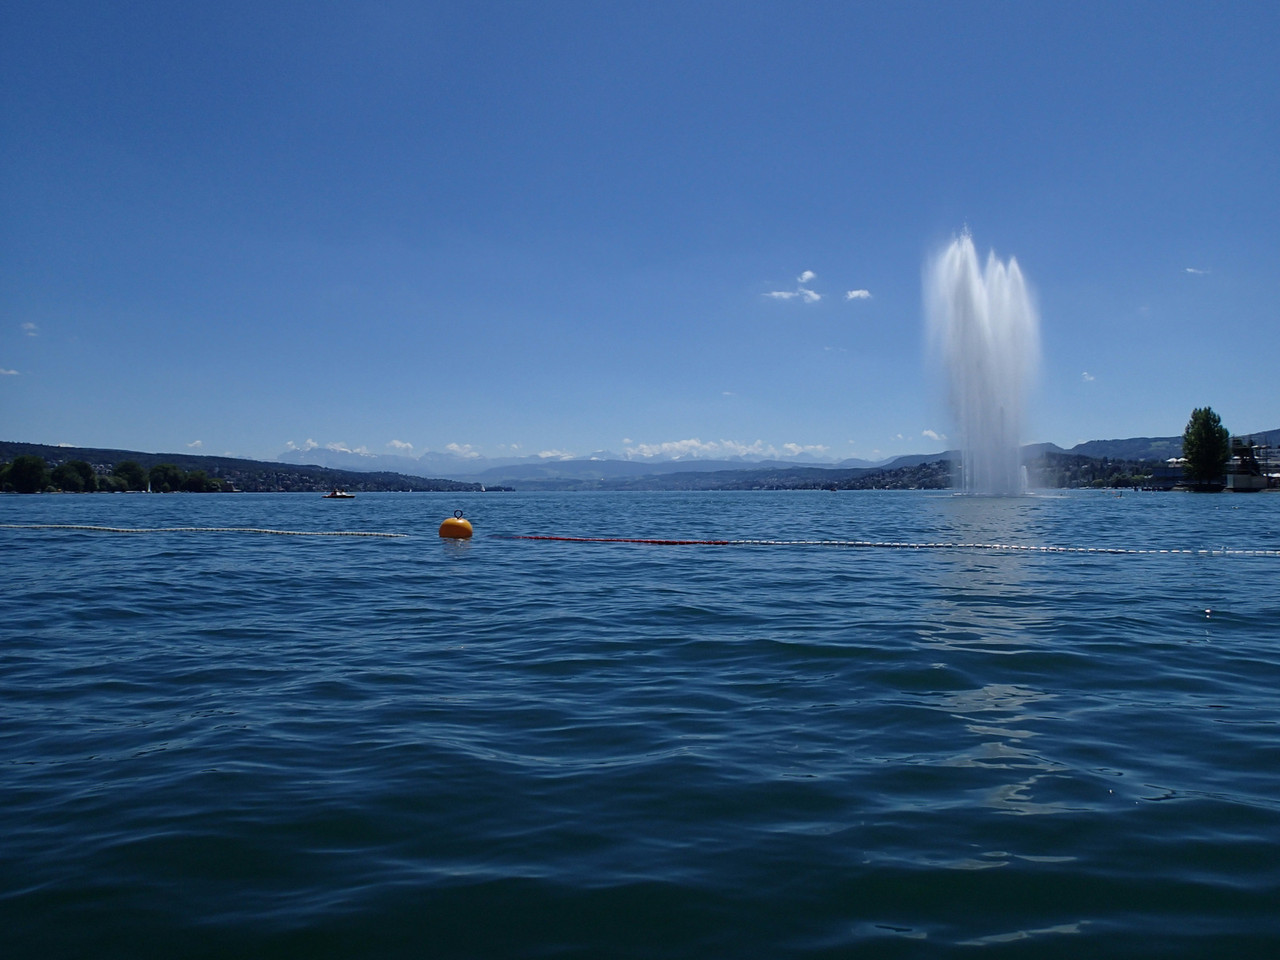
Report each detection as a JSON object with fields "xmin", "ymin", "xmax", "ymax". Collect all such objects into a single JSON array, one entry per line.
[{"xmin": 926, "ymin": 232, "xmax": 1040, "ymax": 495}]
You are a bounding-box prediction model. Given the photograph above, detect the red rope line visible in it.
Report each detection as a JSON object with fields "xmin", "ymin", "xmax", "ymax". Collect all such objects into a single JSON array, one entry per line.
[{"xmin": 505, "ymin": 535, "xmax": 735, "ymax": 545}]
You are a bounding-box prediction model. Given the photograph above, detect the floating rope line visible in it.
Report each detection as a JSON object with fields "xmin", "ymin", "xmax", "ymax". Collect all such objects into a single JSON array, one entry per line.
[
  {"xmin": 0, "ymin": 523, "xmax": 407, "ymax": 539},
  {"xmin": 504, "ymin": 535, "xmax": 1280, "ymax": 557},
  {"xmin": 5, "ymin": 525, "xmax": 1275, "ymax": 555}
]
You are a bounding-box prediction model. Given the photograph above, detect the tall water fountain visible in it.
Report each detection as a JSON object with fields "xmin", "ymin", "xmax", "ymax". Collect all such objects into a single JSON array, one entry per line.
[{"xmin": 926, "ymin": 231, "xmax": 1040, "ymax": 495}]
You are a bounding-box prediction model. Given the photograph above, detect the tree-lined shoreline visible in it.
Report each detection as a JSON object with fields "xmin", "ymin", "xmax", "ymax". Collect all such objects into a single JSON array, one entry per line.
[{"xmin": 0, "ymin": 442, "xmax": 488, "ymax": 494}]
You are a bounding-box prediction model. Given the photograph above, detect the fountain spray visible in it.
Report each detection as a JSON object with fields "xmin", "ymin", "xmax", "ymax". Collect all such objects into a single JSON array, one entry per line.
[{"xmin": 926, "ymin": 231, "xmax": 1040, "ymax": 495}]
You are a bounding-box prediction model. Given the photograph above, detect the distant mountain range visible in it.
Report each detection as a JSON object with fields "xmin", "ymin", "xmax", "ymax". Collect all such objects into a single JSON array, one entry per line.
[
  {"xmin": 276, "ymin": 428, "xmax": 1280, "ymax": 486},
  {"xmin": 274, "ymin": 446, "xmax": 884, "ymax": 481}
]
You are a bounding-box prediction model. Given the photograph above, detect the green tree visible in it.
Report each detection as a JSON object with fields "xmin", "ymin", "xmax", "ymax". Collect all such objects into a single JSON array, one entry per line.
[
  {"xmin": 1182, "ymin": 406, "xmax": 1231, "ymax": 488},
  {"xmin": 8, "ymin": 455, "xmax": 51, "ymax": 493},
  {"xmin": 52, "ymin": 460, "xmax": 98, "ymax": 492},
  {"xmin": 113, "ymin": 460, "xmax": 148, "ymax": 491},
  {"xmin": 98, "ymin": 474, "xmax": 129, "ymax": 492},
  {"xmin": 148, "ymin": 463, "xmax": 185, "ymax": 493},
  {"xmin": 51, "ymin": 462, "xmax": 84, "ymax": 491},
  {"xmin": 181, "ymin": 469, "xmax": 215, "ymax": 492}
]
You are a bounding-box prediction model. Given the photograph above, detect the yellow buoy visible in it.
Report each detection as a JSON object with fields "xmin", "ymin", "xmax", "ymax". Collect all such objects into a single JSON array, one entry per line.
[{"xmin": 439, "ymin": 510, "xmax": 473, "ymax": 539}]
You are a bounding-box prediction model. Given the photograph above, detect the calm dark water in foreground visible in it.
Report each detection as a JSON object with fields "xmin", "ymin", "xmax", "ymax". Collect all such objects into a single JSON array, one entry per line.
[{"xmin": 3, "ymin": 490, "xmax": 1279, "ymax": 958}]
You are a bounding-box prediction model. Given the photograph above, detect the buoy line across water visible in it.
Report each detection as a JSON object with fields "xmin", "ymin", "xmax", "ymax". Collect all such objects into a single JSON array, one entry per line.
[
  {"xmin": 0, "ymin": 524, "xmax": 407, "ymax": 538},
  {"xmin": 4, "ymin": 525, "xmax": 1276, "ymax": 556},
  {"xmin": 502, "ymin": 535, "xmax": 1280, "ymax": 557}
]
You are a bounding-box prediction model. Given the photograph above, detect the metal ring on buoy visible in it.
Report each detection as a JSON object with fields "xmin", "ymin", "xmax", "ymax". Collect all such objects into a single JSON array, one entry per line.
[{"xmin": 439, "ymin": 511, "xmax": 474, "ymax": 539}]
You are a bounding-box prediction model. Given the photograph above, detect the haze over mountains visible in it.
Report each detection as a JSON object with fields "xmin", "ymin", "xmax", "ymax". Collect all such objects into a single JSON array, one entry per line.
[
  {"xmin": 276, "ymin": 429, "xmax": 1280, "ymax": 486},
  {"xmin": 275, "ymin": 445, "xmax": 882, "ymax": 483}
]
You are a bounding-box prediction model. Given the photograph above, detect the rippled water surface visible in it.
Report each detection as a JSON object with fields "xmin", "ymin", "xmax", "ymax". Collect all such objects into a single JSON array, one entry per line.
[{"xmin": 3, "ymin": 490, "xmax": 1279, "ymax": 958}]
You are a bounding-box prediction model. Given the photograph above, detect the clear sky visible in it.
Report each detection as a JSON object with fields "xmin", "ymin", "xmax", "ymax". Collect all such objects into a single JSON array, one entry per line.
[{"xmin": 3, "ymin": 1, "xmax": 1276, "ymax": 463}]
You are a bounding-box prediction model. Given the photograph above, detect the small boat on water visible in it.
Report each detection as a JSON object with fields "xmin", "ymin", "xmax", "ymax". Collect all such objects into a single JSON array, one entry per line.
[{"xmin": 323, "ymin": 489, "xmax": 355, "ymax": 499}]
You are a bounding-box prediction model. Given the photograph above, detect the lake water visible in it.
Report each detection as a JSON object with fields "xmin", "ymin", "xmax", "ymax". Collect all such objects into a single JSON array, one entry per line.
[{"xmin": 3, "ymin": 490, "xmax": 1279, "ymax": 958}]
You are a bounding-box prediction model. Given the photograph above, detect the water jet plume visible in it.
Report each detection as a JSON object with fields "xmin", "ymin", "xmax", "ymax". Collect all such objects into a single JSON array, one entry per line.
[{"xmin": 926, "ymin": 231, "xmax": 1040, "ymax": 495}]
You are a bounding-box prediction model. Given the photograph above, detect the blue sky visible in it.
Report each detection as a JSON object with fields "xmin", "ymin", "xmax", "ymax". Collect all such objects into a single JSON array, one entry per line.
[{"xmin": 3, "ymin": 1, "xmax": 1276, "ymax": 464}]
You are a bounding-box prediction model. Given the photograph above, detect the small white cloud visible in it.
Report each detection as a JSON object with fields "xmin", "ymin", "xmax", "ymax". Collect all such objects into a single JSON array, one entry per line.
[
  {"xmin": 623, "ymin": 438, "xmax": 826, "ymax": 460},
  {"xmin": 721, "ymin": 390, "xmax": 736, "ymax": 397},
  {"xmin": 387, "ymin": 439, "xmax": 414, "ymax": 452},
  {"xmin": 537, "ymin": 449, "xmax": 574, "ymax": 460},
  {"xmin": 285, "ymin": 438, "xmax": 319, "ymax": 452},
  {"xmin": 445, "ymin": 442, "xmax": 481, "ymax": 459},
  {"xmin": 21, "ymin": 322, "xmax": 38, "ymax": 337},
  {"xmin": 781, "ymin": 442, "xmax": 830, "ymax": 457},
  {"xmin": 325, "ymin": 441, "xmax": 371, "ymax": 455},
  {"xmin": 845, "ymin": 289, "xmax": 872, "ymax": 300},
  {"xmin": 766, "ymin": 271, "xmax": 822, "ymax": 303},
  {"xmin": 187, "ymin": 440, "xmax": 203, "ymax": 448},
  {"xmin": 922, "ymin": 429, "xmax": 946, "ymax": 442},
  {"xmin": 627, "ymin": 438, "xmax": 737, "ymax": 459},
  {"xmin": 1081, "ymin": 371, "xmax": 1095, "ymax": 382},
  {"xmin": 1184, "ymin": 267, "xmax": 1210, "ymax": 275},
  {"xmin": 0, "ymin": 368, "xmax": 18, "ymax": 376},
  {"xmin": 894, "ymin": 433, "xmax": 905, "ymax": 441}
]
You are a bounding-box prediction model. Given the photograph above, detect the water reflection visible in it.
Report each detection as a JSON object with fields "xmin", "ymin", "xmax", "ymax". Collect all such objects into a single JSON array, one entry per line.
[
  {"xmin": 921, "ymin": 495, "xmax": 1051, "ymax": 652},
  {"xmin": 933, "ymin": 491, "xmax": 1058, "ymax": 556},
  {"xmin": 919, "ymin": 497, "xmax": 1086, "ymax": 816},
  {"xmin": 935, "ymin": 683, "xmax": 1077, "ymax": 815}
]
